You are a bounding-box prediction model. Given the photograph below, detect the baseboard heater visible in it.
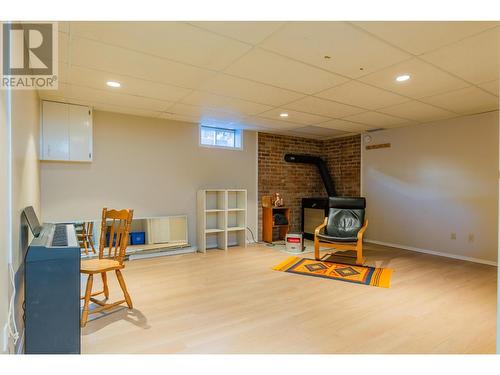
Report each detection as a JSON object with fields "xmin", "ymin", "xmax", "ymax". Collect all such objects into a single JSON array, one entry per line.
[{"xmin": 284, "ymin": 154, "xmax": 335, "ymax": 240}]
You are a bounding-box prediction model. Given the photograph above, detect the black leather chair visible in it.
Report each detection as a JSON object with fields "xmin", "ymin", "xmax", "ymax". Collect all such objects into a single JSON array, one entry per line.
[{"xmin": 314, "ymin": 197, "xmax": 368, "ymax": 265}]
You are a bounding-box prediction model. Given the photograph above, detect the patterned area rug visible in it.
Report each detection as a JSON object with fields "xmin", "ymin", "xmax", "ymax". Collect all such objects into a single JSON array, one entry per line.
[{"xmin": 272, "ymin": 256, "xmax": 393, "ymax": 288}]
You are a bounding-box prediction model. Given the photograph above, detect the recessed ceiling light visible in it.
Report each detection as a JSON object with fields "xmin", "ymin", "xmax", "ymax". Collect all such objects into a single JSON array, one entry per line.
[
  {"xmin": 280, "ymin": 113, "xmax": 289, "ymax": 118},
  {"xmin": 106, "ymin": 81, "xmax": 121, "ymax": 88},
  {"xmin": 395, "ymin": 74, "xmax": 411, "ymax": 82}
]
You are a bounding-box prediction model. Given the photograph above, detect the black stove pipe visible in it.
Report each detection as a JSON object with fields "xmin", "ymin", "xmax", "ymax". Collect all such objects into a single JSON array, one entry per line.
[{"xmin": 284, "ymin": 154, "xmax": 336, "ymax": 196}]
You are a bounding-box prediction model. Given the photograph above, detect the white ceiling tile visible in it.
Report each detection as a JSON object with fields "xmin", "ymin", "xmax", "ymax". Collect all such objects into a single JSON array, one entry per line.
[
  {"xmin": 38, "ymin": 92, "xmax": 66, "ymax": 103},
  {"xmin": 40, "ymin": 85, "xmax": 166, "ymax": 120},
  {"xmin": 419, "ymin": 86, "xmax": 499, "ymax": 115},
  {"xmin": 316, "ymin": 80, "xmax": 409, "ymax": 110},
  {"xmin": 316, "ymin": 119, "xmax": 375, "ymax": 132},
  {"xmin": 188, "ymin": 22, "xmax": 284, "ymax": 45},
  {"xmin": 378, "ymin": 101, "xmax": 458, "ymax": 122},
  {"xmin": 92, "ymin": 104, "xmax": 163, "ymax": 119},
  {"xmin": 353, "ymin": 21, "xmax": 498, "ymax": 55},
  {"xmin": 343, "ymin": 111, "xmax": 414, "ymax": 128},
  {"xmin": 477, "ymin": 80, "xmax": 499, "ymax": 96},
  {"xmin": 286, "ymin": 132, "xmax": 324, "ymax": 139},
  {"xmin": 70, "ymin": 37, "xmax": 216, "ymax": 89},
  {"xmin": 165, "ymin": 103, "xmax": 243, "ymax": 123},
  {"xmin": 64, "ymin": 65, "xmax": 191, "ymax": 102},
  {"xmin": 420, "ymin": 27, "xmax": 500, "ymax": 84},
  {"xmin": 161, "ymin": 108, "xmax": 256, "ymax": 130},
  {"xmin": 292, "ymin": 126, "xmax": 349, "ymax": 137},
  {"xmin": 180, "ymin": 91, "xmax": 272, "ymax": 116},
  {"xmin": 68, "ymin": 22, "xmax": 251, "ymax": 71},
  {"xmin": 199, "ymin": 73, "xmax": 304, "ymax": 106},
  {"xmin": 258, "ymin": 108, "xmax": 330, "ymax": 125},
  {"xmin": 242, "ymin": 116, "xmax": 301, "ymax": 130},
  {"xmin": 284, "ymin": 96, "xmax": 365, "ymax": 118},
  {"xmin": 260, "ymin": 21, "xmax": 411, "ymax": 78},
  {"xmin": 224, "ymin": 48, "xmax": 348, "ymax": 94},
  {"xmin": 200, "ymin": 115, "xmax": 257, "ymax": 129},
  {"xmin": 159, "ymin": 112, "xmax": 199, "ymax": 124},
  {"xmin": 38, "ymin": 83, "xmax": 72, "ymax": 102},
  {"xmin": 359, "ymin": 58, "xmax": 469, "ymax": 99},
  {"xmin": 52, "ymin": 21, "xmax": 498, "ymax": 128},
  {"xmin": 63, "ymin": 84, "xmax": 174, "ymax": 111},
  {"xmin": 164, "ymin": 103, "xmax": 208, "ymax": 118}
]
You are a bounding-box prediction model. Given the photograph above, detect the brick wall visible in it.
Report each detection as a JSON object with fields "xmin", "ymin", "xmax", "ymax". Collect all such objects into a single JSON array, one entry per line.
[
  {"xmin": 258, "ymin": 132, "xmax": 361, "ymax": 239},
  {"xmin": 324, "ymin": 135, "xmax": 362, "ymax": 197}
]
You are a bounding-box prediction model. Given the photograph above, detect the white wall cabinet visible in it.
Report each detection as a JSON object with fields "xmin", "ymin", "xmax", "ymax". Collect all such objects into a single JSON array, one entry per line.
[{"xmin": 41, "ymin": 100, "xmax": 93, "ymax": 162}]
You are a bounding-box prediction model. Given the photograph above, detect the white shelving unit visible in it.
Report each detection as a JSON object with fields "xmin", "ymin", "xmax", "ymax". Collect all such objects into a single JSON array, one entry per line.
[{"xmin": 197, "ymin": 189, "xmax": 247, "ymax": 253}]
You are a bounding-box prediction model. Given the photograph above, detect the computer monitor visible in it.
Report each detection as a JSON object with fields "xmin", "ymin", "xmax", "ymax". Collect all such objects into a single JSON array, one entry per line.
[{"xmin": 23, "ymin": 206, "xmax": 42, "ymax": 237}]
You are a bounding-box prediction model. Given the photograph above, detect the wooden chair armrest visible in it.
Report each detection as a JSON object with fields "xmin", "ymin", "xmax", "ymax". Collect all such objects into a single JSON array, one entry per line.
[
  {"xmin": 357, "ymin": 220, "xmax": 368, "ymax": 240},
  {"xmin": 314, "ymin": 217, "xmax": 328, "ymax": 236}
]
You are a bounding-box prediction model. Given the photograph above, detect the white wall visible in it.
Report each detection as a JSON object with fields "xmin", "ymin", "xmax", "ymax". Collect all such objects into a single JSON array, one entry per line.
[
  {"xmin": 9, "ymin": 90, "xmax": 41, "ymax": 354},
  {"xmin": 0, "ymin": 88, "xmax": 40, "ymax": 354},
  {"xmin": 0, "ymin": 89, "xmax": 10, "ymax": 353},
  {"xmin": 362, "ymin": 111, "xmax": 499, "ymax": 264},
  {"xmin": 40, "ymin": 110, "xmax": 258, "ymax": 248},
  {"xmin": 11, "ymin": 90, "xmax": 41, "ymax": 271}
]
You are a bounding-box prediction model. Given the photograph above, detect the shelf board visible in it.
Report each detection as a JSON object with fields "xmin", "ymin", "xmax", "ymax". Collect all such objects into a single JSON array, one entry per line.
[
  {"xmin": 205, "ymin": 228, "xmax": 225, "ymax": 233},
  {"xmin": 227, "ymin": 226, "xmax": 246, "ymax": 231},
  {"xmin": 272, "ymin": 224, "xmax": 289, "ymax": 227},
  {"xmin": 205, "ymin": 209, "xmax": 225, "ymax": 212},
  {"xmin": 227, "ymin": 208, "xmax": 246, "ymax": 211}
]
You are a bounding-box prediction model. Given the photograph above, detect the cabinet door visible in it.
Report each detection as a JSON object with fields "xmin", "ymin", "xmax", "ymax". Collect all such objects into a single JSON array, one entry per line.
[
  {"xmin": 69, "ymin": 105, "xmax": 92, "ymax": 161},
  {"xmin": 42, "ymin": 101, "xmax": 69, "ymax": 160}
]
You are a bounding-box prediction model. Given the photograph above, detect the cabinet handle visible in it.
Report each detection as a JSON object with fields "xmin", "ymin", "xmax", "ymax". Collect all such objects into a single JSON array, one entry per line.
[{"xmin": 89, "ymin": 152, "xmax": 91, "ymax": 159}]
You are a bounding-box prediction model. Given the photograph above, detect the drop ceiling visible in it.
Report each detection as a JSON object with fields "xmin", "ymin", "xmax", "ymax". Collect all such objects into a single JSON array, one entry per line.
[{"xmin": 39, "ymin": 21, "xmax": 500, "ymax": 140}]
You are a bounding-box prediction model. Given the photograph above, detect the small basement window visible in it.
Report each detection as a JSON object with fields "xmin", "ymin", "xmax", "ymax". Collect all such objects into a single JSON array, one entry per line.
[{"xmin": 200, "ymin": 125, "xmax": 242, "ymax": 150}]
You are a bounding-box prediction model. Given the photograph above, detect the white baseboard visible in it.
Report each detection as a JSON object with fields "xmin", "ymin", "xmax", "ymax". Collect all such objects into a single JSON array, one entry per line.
[
  {"xmin": 128, "ymin": 246, "xmax": 197, "ymax": 260},
  {"xmin": 365, "ymin": 239, "xmax": 497, "ymax": 266}
]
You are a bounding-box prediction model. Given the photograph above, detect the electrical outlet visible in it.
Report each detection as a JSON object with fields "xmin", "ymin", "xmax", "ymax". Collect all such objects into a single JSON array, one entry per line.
[
  {"xmin": 468, "ymin": 233, "xmax": 475, "ymax": 243},
  {"xmin": 450, "ymin": 232, "xmax": 457, "ymax": 240},
  {"xmin": 2, "ymin": 323, "xmax": 8, "ymax": 353}
]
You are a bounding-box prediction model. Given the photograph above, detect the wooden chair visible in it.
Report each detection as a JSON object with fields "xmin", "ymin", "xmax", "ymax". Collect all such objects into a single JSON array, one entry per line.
[
  {"xmin": 314, "ymin": 197, "xmax": 368, "ymax": 265},
  {"xmin": 78, "ymin": 222, "xmax": 96, "ymax": 255},
  {"xmin": 80, "ymin": 208, "xmax": 134, "ymax": 327}
]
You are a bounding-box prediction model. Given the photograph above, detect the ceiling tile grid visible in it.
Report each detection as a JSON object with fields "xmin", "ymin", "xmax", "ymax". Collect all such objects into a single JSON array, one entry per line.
[
  {"xmin": 259, "ymin": 22, "xmax": 412, "ymax": 78},
  {"xmin": 352, "ymin": 21, "xmax": 498, "ymax": 55},
  {"xmin": 223, "ymin": 48, "xmax": 349, "ymax": 94},
  {"xmin": 43, "ymin": 21, "xmax": 499, "ymax": 137},
  {"xmin": 419, "ymin": 86, "xmax": 499, "ymax": 115}
]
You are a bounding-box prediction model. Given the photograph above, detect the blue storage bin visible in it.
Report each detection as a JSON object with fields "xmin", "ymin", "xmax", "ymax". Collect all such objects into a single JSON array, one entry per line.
[
  {"xmin": 106, "ymin": 232, "xmax": 118, "ymax": 246},
  {"xmin": 130, "ymin": 231, "xmax": 145, "ymax": 245}
]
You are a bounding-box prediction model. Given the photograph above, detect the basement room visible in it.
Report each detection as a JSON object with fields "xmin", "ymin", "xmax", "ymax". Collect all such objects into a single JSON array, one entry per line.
[{"xmin": 1, "ymin": 1, "xmax": 499, "ymax": 371}]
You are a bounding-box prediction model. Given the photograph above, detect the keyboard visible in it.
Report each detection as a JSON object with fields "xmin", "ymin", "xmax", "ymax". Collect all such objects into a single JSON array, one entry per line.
[
  {"xmin": 51, "ymin": 224, "xmax": 69, "ymax": 246},
  {"xmin": 46, "ymin": 223, "xmax": 78, "ymax": 248}
]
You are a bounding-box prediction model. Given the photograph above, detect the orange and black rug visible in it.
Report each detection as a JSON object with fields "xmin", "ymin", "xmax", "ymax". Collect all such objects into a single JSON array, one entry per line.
[{"xmin": 272, "ymin": 256, "xmax": 393, "ymax": 288}]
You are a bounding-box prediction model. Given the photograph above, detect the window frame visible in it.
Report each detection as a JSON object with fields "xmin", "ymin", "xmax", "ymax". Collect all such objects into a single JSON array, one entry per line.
[{"xmin": 199, "ymin": 125, "xmax": 243, "ymax": 151}]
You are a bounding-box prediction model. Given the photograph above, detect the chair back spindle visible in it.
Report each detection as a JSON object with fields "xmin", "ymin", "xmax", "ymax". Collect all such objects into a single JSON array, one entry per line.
[{"xmin": 98, "ymin": 208, "xmax": 134, "ymax": 264}]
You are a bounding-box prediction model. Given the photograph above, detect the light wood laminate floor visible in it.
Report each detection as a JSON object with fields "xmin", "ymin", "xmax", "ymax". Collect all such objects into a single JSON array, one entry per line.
[{"xmin": 81, "ymin": 243, "xmax": 497, "ymax": 354}]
